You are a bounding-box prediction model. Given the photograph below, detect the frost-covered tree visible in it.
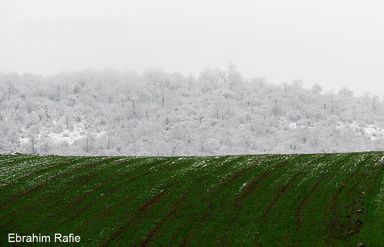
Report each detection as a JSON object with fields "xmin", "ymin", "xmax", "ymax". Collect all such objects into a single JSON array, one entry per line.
[{"xmin": 0, "ymin": 67, "xmax": 383, "ymax": 156}]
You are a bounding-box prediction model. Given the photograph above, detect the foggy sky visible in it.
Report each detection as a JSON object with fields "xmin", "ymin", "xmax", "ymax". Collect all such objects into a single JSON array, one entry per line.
[{"xmin": 1, "ymin": 0, "xmax": 384, "ymax": 95}]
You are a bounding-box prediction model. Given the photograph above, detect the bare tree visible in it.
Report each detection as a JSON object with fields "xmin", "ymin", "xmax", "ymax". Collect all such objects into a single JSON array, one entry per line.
[{"xmin": 30, "ymin": 136, "xmax": 36, "ymax": 154}]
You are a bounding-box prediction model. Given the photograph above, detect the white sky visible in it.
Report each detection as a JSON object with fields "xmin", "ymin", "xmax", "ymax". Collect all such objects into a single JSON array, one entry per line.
[{"xmin": 1, "ymin": 0, "xmax": 384, "ymax": 95}]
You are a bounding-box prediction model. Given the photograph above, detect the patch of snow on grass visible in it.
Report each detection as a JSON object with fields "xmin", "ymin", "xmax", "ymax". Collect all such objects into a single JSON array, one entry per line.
[
  {"xmin": 379, "ymin": 156, "xmax": 384, "ymax": 165},
  {"xmin": 239, "ymin": 182, "xmax": 248, "ymax": 192}
]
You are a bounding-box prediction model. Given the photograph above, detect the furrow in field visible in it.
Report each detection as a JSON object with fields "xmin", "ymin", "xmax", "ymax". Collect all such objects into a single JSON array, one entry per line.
[
  {"xmin": 295, "ymin": 170, "xmax": 328, "ymax": 233},
  {"xmin": 1, "ymin": 153, "xmax": 384, "ymax": 246},
  {"xmin": 100, "ymin": 158, "xmax": 204, "ymax": 245},
  {"xmin": 140, "ymin": 194, "xmax": 187, "ymax": 247},
  {"xmin": 235, "ymin": 159, "xmax": 289, "ymax": 208},
  {"xmin": 327, "ymin": 154, "xmax": 373, "ymax": 245},
  {"xmin": 292, "ymin": 154, "xmax": 357, "ymax": 246},
  {"xmin": 0, "ymin": 157, "xmax": 107, "ymax": 210},
  {"xmin": 101, "ymin": 187, "xmax": 171, "ymax": 246},
  {"xmin": 0, "ymin": 157, "xmax": 120, "ymax": 232},
  {"xmin": 261, "ymin": 155, "xmax": 328, "ymax": 223}
]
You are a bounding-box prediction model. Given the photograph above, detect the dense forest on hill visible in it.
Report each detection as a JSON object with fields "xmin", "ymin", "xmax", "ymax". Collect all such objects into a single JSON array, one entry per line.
[{"xmin": 1, "ymin": 66, "xmax": 384, "ymax": 155}]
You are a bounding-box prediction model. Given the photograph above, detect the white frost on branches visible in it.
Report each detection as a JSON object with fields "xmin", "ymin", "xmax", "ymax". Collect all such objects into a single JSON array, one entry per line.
[{"xmin": 0, "ymin": 67, "xmax": 383, "ymax": 156}]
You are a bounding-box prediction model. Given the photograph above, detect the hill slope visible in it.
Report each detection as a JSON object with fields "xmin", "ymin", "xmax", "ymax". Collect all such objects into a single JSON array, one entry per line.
[
  {"xmin": 2, "ymin": 70, "xmax": 384, "ymax": 156},
  {"xmin": 1, "ymin": 153, "xmax": 384, "ymax": 246}
]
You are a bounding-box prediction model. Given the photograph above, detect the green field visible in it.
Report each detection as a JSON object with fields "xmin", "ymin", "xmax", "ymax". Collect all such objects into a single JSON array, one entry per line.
[{"xmin": 1, "ymin": 153, "xmax": 384, "ymax": 246}]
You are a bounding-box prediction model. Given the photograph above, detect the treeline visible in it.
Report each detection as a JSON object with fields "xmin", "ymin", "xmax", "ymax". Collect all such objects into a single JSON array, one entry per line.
[{"xmin": 0, "ymin": 66, "xmax": 383, "ymax": 155}]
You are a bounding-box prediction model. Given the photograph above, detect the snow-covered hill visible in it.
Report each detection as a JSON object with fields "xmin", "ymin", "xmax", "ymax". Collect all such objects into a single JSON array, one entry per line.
[{"xmin": 1, "ymin": 68, "xmax": 383, "ymax": 155}]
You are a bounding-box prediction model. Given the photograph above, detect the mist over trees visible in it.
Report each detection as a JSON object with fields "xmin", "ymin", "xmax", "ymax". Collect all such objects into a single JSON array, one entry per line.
[{"xmin": 0, "ymin": 66, "xmax": 383, "ymax": 156}]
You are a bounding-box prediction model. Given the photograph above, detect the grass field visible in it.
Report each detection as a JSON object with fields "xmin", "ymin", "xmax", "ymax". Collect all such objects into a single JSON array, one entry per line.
[{"xmin": 1, "ymin": 152, "xmax": 384, "ymax": 246}]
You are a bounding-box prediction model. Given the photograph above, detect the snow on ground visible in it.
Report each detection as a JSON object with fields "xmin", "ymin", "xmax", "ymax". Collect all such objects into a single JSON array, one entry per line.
[
  {"xmin": 336, "ymin": 121, "xmax": 384, "ymax": 140},
  {"xmin": 288, "ymin": 120, "xmax": 384, "ymax": 141},
  {"xmin": 48, "ymin": 127, "xmax": 105, "ymax": 145},
  {"xmin": 19, "ymin": 122, "xmax": 106, "ymax": 146},
  {"xmin": 289, "ymin": 121, "xmax": 314, "ymax": 129}
]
